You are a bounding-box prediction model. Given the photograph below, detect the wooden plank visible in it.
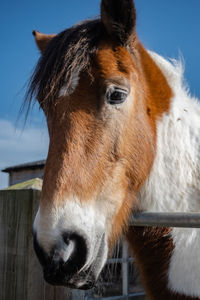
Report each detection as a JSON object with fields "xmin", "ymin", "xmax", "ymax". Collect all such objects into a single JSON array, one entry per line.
[{"xmin": 0, "ymin": 189, "xmax": 72, "ymax": 300}]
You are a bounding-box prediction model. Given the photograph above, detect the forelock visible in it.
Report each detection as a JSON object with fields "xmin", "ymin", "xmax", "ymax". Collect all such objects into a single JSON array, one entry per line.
[{"xmin": 26, "ymin": 19, "xmax": 103, "ymax": 112}]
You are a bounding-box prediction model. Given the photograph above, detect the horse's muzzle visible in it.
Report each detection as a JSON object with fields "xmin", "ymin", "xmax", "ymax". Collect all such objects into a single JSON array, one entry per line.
[{"xmin": 33, "ymin": 231, "xmax": 94, "ymax": 289}]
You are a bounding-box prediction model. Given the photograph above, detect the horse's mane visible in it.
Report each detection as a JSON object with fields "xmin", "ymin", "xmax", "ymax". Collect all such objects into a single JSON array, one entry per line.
[{"xmin": 25, "ymin": 19, "xmax": 103, "ymax": 112}]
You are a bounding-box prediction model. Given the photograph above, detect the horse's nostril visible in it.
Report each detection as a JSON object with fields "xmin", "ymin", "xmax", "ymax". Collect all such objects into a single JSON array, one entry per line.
[
  {"xmin": 33, "ymin": 231, "xmax": 88, "ymax": 286},
  {"xmin": 44, "ymin": 232, "xmax": 88, "ymax": 286},
  {"xmin": 61, "ymin": 232, "xmax": 88, "ymax": 273},
  {"xmin": 63, "ymin": 234, "xmax": 70, "ymax": 246},
  {"xmin": 52, "ymin": 239, "xmax": 75, "ymax": 264}
]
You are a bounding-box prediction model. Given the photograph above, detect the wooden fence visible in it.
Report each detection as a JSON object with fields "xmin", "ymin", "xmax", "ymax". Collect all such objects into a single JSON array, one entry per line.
[{"xmin": 0, "ymin": 188, "xmax": 73, "ymax": 300}]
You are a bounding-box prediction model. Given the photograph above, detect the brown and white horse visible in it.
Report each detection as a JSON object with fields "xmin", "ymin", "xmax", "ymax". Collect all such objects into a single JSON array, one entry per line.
[{"xmin": 29, "ymin": 0, "xmax": 200, "ymax": 299}]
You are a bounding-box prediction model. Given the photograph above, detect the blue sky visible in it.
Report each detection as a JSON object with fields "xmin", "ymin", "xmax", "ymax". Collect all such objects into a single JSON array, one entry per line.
[{"xmin": 0, "ymin": 0, "xmax": 200, "ymax": 188}]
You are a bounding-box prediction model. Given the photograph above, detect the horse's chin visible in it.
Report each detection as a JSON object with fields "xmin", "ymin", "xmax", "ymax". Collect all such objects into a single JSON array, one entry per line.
[
  {"xmin": 65, "ymin": 271, "xmax": 97, "ymax": 290},
  {"xmin": 44, "ymin": 269, "xmax": 97, "ymax": 290}
]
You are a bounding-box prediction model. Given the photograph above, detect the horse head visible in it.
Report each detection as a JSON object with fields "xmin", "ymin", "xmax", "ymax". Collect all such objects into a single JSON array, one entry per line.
[{"xmin": 30, "ymin": 0, "xmax": 172, "ymax": 289}]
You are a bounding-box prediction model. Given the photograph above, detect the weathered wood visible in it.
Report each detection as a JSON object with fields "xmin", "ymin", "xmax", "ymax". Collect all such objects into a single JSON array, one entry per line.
[
  {"xmin": 0, "ymin": 189, "xmax": 72, "ymax": 300},
  {"xmin": 5, "ymin": 178, "xmax": 43, "ymax": 191}
]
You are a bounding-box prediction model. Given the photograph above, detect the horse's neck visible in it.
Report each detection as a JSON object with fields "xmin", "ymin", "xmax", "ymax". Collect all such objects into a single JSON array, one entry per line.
[
  {"xmin": 127, "ymin": 225, "xmax": 200, "ymax": 300},
  {"xmin": 139, "ymin": 51, "xmax": 200, "ymax": 213},
  {"xmin": 127, "ymin": 51, "xmax": 200, "ymax": 300}
]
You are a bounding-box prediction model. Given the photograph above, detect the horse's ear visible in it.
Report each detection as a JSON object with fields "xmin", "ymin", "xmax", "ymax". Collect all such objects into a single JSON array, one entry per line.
[
  {"xmin": 32, "ymin": 30, "xmax": 56, "ymax": 54},
  {"xmin": 101, "ymin": 0, "xmax": 136, "ymax": 45}
]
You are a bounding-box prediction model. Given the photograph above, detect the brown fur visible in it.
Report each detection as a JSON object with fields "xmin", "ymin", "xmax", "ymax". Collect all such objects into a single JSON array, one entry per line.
[
  {"xmin": 33, "ymin": 30, "xmax": 56, "ymax": 53},
  {"xmin": 137, "ymin": 43, "xmax": 173, "ymax": 126}
]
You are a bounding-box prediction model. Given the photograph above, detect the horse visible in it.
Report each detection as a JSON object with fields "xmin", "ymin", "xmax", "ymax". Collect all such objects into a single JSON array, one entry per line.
[{"xmin": 28, "ymin": 0, "xmax": 200, "ymax": 299}]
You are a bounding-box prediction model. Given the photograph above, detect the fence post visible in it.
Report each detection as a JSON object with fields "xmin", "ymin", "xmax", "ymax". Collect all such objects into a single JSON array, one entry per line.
[
  {"xmin": 0, "ymin": 188, "xmax": 72, "ymax": 300},
  {"xmin": 122, "ymin": 239, "xmax": 129, "ymax": 299}
]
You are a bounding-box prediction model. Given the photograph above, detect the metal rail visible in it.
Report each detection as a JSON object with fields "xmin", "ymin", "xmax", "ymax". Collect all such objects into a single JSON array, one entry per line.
[
  {"xmin": 122, "ymin": 239, "xmax": 129, "ymax": 298},
  {"xmin": 131, "ymin": 212, "xmax": 200, "ymax": 228}
]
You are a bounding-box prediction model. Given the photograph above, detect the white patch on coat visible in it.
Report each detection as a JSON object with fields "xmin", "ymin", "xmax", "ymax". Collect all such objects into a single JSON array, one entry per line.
[
  {"xmin": 168, "ymin": 228, "xmax": 200, "ymax": 297},
  {"xmin": 138, "ymin": 51, "xmax": 200, "ymax": 297}
]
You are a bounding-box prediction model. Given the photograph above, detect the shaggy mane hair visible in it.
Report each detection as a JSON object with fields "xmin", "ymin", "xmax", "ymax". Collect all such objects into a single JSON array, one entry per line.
[{"xmin": 25, "ymin": 19, "xmax": 103, "ymax": 112}]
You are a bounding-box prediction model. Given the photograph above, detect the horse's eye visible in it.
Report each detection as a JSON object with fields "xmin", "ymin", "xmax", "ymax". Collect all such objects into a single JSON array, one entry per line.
[{"xmin": 106, "ymin": 88, "xmax": 128, "ymax": 105}]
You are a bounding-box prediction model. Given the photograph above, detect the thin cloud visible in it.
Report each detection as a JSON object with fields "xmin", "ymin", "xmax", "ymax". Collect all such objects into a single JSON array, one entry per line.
[{"xmin": 0, "ymin": 119, "xmax": 49, "ymax": 188}]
